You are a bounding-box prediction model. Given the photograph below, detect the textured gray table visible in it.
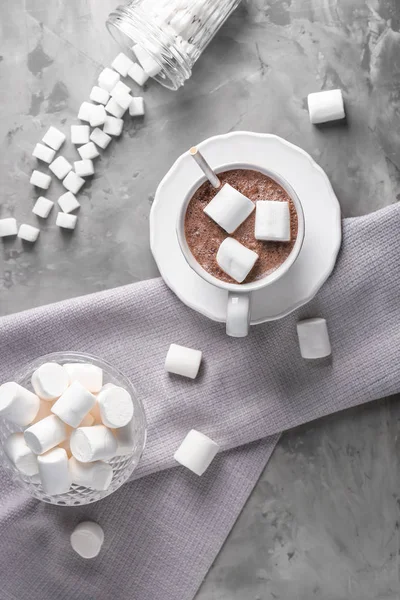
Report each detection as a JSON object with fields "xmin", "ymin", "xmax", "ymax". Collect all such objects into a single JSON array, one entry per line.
[{"xmin": 1, "ymin": 0, "xmax": 400, "ymax": 598}]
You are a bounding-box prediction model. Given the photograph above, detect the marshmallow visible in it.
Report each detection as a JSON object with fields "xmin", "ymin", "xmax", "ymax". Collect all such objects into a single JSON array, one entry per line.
[
  {"xmin": 113, "ymin": 422, "xmax": 135, "ymax": 456},
  {"xmin": 49, "ymin": 156, "xmax": 73, "ymax": 180},
  {"xmin": 56, "ymin": 213, "xmax": 77, "ymax": 230},
  {"xmin": 78, "ymin": 142, "xmax": 100, "ymax": 160},
  {"xmin": 216, "ymin": 238, "xmax": 258, "ymax": 283},
  {"xmin": 204, "ymin": 184, "xmax": 254, "ymax": 234},
  {"xmin": 0, "ymin": 218, "xmax": 17, "ymax": 237},
  {"xmin": 5, "ymin": 433, "xmax": 39, "ymax": 476},
  {"xmin": 0, "ymin": 382, "xmax": 40, "ymax": 426},
  {"xmin": 174, "ymin": 430, "xmax": 219, "ymax": 476},
  {"xmin": 32, "ymin": 143, "xmax": 56, "ymax": 164},
  {"xmin": 63, "ymin": 171, "xmax": 85, "ymax": 194},
  {"xmin": 128, "ymin": 63, "xmax": 149, "ymax": 86},
  {"xmin": 89, "ymin": 85, "xmax": 110, "ymax": 105},
  {"xmin": 31, "ymin": 362, "xmax": 70, "ymax": 400},
  {"xmin": 112, "ymin": 90, "xmax": 132, "ymax": 111},
  {"xmin": 32, "ymin": 197, "xmax": 54, "ymax": 219},
  {"xmin": 58, "ymin": 191, "xmax": 80, "ymax": 213},
  {"xmin": 70, "ymin": 521, "xmax": 104, "ymax": 559},
  {"xmin": 105, "ymin": 97, "xmax": 127, "ymax": 118},
  {"xmin": 165, "ymin": 343, "xmax": 202, "ymax": 379},
  {"xmin": 297, "ymin": 318, "xmax": 332, "ymax": 359},
  {"xmin": 63, "ymin": 363, "xmax": 103, "ymax": 393},
  {"xmin": 103, "ymin": 116, "xmax": 124, "ymax": 137},
  {"xmin": 69, "ymin": 457, "xmax": 113, "ymax": 491},
  {"xmin": 111, "ymin": 81, "xmax": 132, "ymax": 97},
  {"xmin": 74, "ymin": 159, "xmax": 94, "ymax": 178},
  {"xmin": 97, "ymin": 386, "xmax": 133, "ymax": 429},
  {"xmin": 37, "ymin": 447, "xmax": 71, "ymax": 495},
  {"xmin": 89, "ymin": 104, "xmax": 107, "ymax": 128},
  {"xmin": 98, "ymin": 67, "xmax": 120, "ymax": 92},
  {"xmin": 70, "ymin": 426, "xmax": 117, "ymax": 462},
  {"xmin": 112, "ymin": 52, "xmax": 134, "ymax": 77},
  {"xmin": 32, "ymin": 399, "xmax": 54, "ymax": 423},
  {"xmin": 129, "ymin": 97, "xmax": 145, "ymax": 117},
  {"xmin": 71, "ymin": 125, "xmax": 90, "ymax": 145},
  {"xmin": 307, "ymin": 89, "xmax": 345, "ymax": 125},
  {"xmin": 42, "ymin": 126, "xmax": 66, "ymax": 151},
  {"xmin": 90, "ymin": 128, "xmax": 112, "ymax": 150},
  {"xmin": 255, "ymin": 200, "xmax": 291, "ymax": 242},
  {"xmin": 24, "ymin": 415, "xmax": 68, "ymax": 454},
  {"xmin": 18, "ymin": 224, "xmax": 40, "ymax": 243},
  {"xmin": 52, "ymin": 381, "xmax": 97, "ymax": 428},
  {"xmin": 30, "ymin": 170, "xmax": 51, "ymax": 190},
  {"xmin": 132, "ymin": 44, "xmax": 161, "ymax": 77},
  {"xmin": 78, "ymin": 102, "xmax": 96, "ymax": 122}
]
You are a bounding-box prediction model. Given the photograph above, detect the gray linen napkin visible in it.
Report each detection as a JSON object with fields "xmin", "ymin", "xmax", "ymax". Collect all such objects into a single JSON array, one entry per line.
[{"xmin": 0, "ymin": 202, "xmax": 399, "ymax": 600}]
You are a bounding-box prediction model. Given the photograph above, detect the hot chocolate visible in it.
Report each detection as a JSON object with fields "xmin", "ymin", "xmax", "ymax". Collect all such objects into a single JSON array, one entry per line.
[{"xmin": 184, "ymin": 169, "xmax": 299, "ymax": 284}]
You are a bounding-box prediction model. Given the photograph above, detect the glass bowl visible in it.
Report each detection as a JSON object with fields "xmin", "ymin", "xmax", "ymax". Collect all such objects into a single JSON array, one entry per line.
[{"xmin": 0, "ymin": 352, "xmax": 147, "ymax": 506}]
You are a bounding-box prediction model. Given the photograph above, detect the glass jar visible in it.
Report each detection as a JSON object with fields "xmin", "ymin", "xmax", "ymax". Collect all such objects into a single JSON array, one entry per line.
[{"xmin": 106, "ymin": 0, "xmax": 242, "ymax": 90}]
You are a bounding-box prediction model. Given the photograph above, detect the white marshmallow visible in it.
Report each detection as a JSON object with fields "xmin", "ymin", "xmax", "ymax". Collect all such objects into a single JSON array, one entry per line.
[
  {"xmin": 89, "ymin": 104, "xmax": 107, "ymax": 128},
  {"xmin": 31, "ymin": 362, "xmax": 70, "ymax": 400},
  {"xmin": 56, "ymin": 212, "xmax": 77, "ymax": 230},
  {"xmin": 71, "ymin": 125, "xmax": 90, "ymax": 145},
  {"xmin": 97, "ymin": 386, "xmax": 133, "ymax": 429},
  {"xmin": 105, "ymin": 97, "xmax": 127, "ymax": 118},
  {"xmin": 78, "ymin": 102, "xmax": 96, "ymax": 122},
  {"xmin": 18, "ymin": 224, "xmax": 40, "ymax": 243},
  {"xmin": 255, "ymin": 200, "xmax": 291, "ymax": 242},
  {"xmin": 63, "ymin": 363, "xmax": 103, "ymax": 393},
  {"xmin": 216, "ymin": 238, "xmax": 258, "ymax": 283},
  {"xmin": 32, "ymin": 143, "xmax": 56, "ymax": 164},
  {"xmin": 98, "ymin": 67, "xmax": 120, "ymax": 92},
  {"xmin": 112, "ymin": 90, "xmax": 132, "ymax": 111},
  {"xmin": 297, "ymin": 318, "xmax": 332, "ymax": 359},
  {"xmin": 37, "ymin": 447, "xmax": 71, "ymax": 495},
  {"xmin": 49, "ymin": 156, "xmax": 73, "ymax": 180},
  {"xmin": 89, "ymin": 86, "xmax": 110, "ymax": 105},
  {"xmin": 307, "ymin": 89, "xmax": 345, "ymax": 125},
  {"xmin": 0, "ymin": 218, "xmax": 18, "ymax": 237},
  {"xmin": 90, "ymin": 128, "xmax": 112, "ymax": 150},
  {"xmin": 32, "ymin": 399, "xmax": 54, "ymax": 423},
  {"xmin": 70, "ymin": 426, "xmax": 117, "ymax": 462},
  {"xmin": 204, "ymin": 183, "xmax": 254, "ymax": 234},
  {"xmin": 24, "ymin": 415, "xmax": 68, "ymax": 454},
  {"xmin": 132, "ymin": 44, "xmax": 161, "ymax": 77},
  {"xmin": 32, "ymin": 197, "xmax": 54, "ymax": 219},
  {"xmin": 113, "ymin": 422, "xmax": 135, "ymax": 456},
  {"xmin": 174, "ymin": 430, "xmax": 219, "ymax": 476},
  {"xmin": 5, "ymin": 433, "xmax": 39, "ymax": 476},
  {"xmin": 112, "ymin": 52, "xmax": 134, "ymax": 77},
  {"xmin": 129, "ymin": 97, "xmax": 145, "ymax": 117},
  {"xmin": 63, "ymin": 171, "xmax": 85, "ymax": 194},
  {"xmin": 52, "ymin": 381, "xmax": 97, "ymax": 428},
  {"xmin": 58, "ymin": 191, "xmax": 80, "ymax": 213},
  {"xmin": 128, "ymin": 63, "xmax": 149, "ymax": 86},
  {"xmin": 70, "ymin": 521, "xmax": 104, "ymax": 559},
  {"xmin": 91, "ymin": 384, "xmax": 114, "ymax": 423},
  {"xmin": 0, "ymin": 382, "xmax": 40, "ymax": 426},
  {"xmin": 69, "ymin": 457, "xmax": 113, "ymax": 491},
  {"xmin": 110, "ymin": 80, "xmax": 132, "ymax": 97},
  {"xmin": 165, "ymin": 343, "xmax": 202, "ymax": 379},
  {"xmin": 103, "ymin": 116, "xmax": 124, "ymax": 137},
  {"xmin": 74, "ymin": 159, "xmax": 94, "ymax": 178},
  {"xmin": 78, "ymin": 142, "xmax": 100, "ymax": 160},
  {"xmin": 30, "ymin": 170, "xmax": 52, "ymax": 190},
  {"xmin": 42, "ymin": 126, "xmax": 66, "ymax": 151}
]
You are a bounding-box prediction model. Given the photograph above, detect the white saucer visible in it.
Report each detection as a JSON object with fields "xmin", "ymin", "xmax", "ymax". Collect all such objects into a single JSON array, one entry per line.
[{"xmin": 150, "ymin": 132, "xmax": 342, "ymax": 324}]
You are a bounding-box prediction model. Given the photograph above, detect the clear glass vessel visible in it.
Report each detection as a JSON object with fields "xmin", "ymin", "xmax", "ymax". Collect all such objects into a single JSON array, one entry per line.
[
  {"xmin": 0, "ymin": 352, "xmax": 147, "ymax": 507},
  {"xmin": 107, "ymin": 0, "xmax": 242, "ymax": 90}
]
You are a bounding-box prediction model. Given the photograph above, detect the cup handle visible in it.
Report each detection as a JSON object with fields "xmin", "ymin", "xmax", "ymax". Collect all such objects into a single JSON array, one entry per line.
[{"xmin": 226, "ymin": 293, "xmax": 251, "ymax": 337}]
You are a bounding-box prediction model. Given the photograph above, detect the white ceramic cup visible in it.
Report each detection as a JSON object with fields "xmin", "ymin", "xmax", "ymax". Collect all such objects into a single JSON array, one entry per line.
[{"xmin": 176, "ymin": 162, "xmax": 305, "ymax": 337}]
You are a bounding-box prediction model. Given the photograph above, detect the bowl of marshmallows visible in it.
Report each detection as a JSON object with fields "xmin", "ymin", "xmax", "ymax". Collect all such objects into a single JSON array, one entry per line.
[{"xmin": 0, "ymin": 352, "xmax": 147, "ymax": 506}]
